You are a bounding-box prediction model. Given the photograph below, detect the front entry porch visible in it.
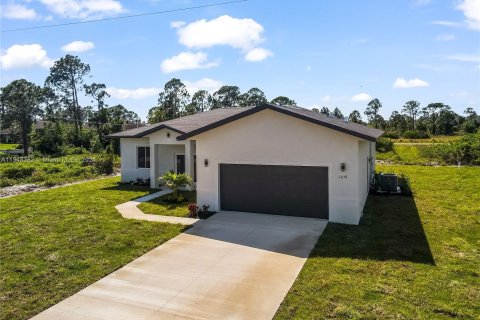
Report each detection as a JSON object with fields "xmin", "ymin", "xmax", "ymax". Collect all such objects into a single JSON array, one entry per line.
[{"xmin": 150, "ymin": 140, "xmax": 196, "ymax": 189}]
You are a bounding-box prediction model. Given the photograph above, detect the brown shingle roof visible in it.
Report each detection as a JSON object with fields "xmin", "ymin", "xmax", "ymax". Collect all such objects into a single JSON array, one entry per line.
[{"xmin": 108, "ymin": 104, "xmax": 384, "ymax": 141}]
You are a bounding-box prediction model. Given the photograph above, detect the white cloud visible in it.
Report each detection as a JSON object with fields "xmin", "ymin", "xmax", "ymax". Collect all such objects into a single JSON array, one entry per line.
[
  {"xmin": 306, "ymin": 65, "xmax": 312, "ymax": 71},
  {"xmin": 351, "ymin": 93, "xmax": 372, "ymax": 102},
  {"xmin": 0, "ymin": 44, "xmax": 54, "ymax": 69},
  {"xmin": 446, "ymin": 54, "xmax": 480, "ymax": 62},
  {"xmin": 244, "ymin": 48, "xmax": 273, "ymax": 62},
  {"xmin": 61, "ymin": 41, "xmax": 95, "ymax": 53},
  {"xmin": 176, "ymin": 15, "xmax": 264, "ymax": 50},
  {"xmin": 456, "ymin": 0, "xmax": 480, "ymax": 31},
  {"xmin": 160, "ymin": 51, "xmax": 218, "ymax": 73},
  {"xmin": 174, "ymin": 15, "xmax": 273, "ymax": 62},
  {"xmin": 436, "ymin": 33, "xmax": 455, "ymax": 41},
  {"xmin": 170, "ymin": 20, "xmax": 186, "ymax": 28},
  {"xmin": 106, "ymin": 87, "xmax": 160, "ymax": 100},
  {"xmin": 39, "ymin": 0, "xmax": 123, "ymax": 19},
  {"xmin": 184, "ymin": 78, "xmax": 223, "ymax": 94},
  {"xmin": 0, "ymin": 4, "xmax": 37, "ymax": 20},
  {"xmin": 393, "ymin": 78, "xmax": 429, "ymax": 88},
  {"xmin": 431, "ymin": 20, "xmax": 463, "ymax": 28}
]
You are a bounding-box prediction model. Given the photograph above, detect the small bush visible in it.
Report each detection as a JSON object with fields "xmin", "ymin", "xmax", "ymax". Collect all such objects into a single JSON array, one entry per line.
[
  {"xmin": 402, "ymin": 130, "xmax": 430, "ymax": 139},
  {"xmin": 2, "ymin": 167, "xmax": 36, "ymax": 179},
  {"xmin": 94, "ymin": 154, "xmax": 114, "ymax": 175},
  {"xmin": 376, "ymin": 137, "xmax": 394, "ymax": 153},
  {"xmin": 0, "ymin": 178, "xmax": 14, "ymax": 187},
  {"xmin": 62, "ymin": 146, "xmax": 87, "ymax": 155},
  {"xmin": 382, "ymin": 131, "xmax": 400, "ymax": 139}
]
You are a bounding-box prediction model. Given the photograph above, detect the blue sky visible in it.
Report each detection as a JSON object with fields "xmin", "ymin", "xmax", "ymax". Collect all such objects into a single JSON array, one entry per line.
[{"xmin": 1, "ymin": 0, "xmax": 479, "ymax": 120}]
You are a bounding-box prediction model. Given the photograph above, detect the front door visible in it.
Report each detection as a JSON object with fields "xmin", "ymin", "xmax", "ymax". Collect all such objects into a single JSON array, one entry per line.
[{"xmin": 176, "ymin": 154, "xmax": 185, "ymax": 174}]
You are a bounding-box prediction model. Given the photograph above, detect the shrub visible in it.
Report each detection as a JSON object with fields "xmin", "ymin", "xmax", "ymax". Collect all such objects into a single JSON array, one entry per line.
[
  {"xmin": 94, "ymin": 153, "xmax": 114, "ymax": 175},
  {"xmin": 376, "ymin": 137, "xmax": 394, "ymax": 153},
  {"xmin": 0, "ymin": 178, "xmax": 14, "ymax": 187},
  {"xmin": 62, "ymin": 146, "xmax": 87, "ymax": 155},
  {"xmin": 2, "ymin": 166, "xmax": 36, "ymax": 179},
  {"xmin": 421, "ymin": 132, "xmax": 480, "ymax": 165},
  {"xmin": 158, "ymin": 171, "xmax": 192, "ymax": 201},
  {"xmin": 402, "ymin": 130, "xmax": 430, "ymax": 139},
  {"xmin": 187, "ymin": 203, "xmax": 199, "ymax": 218},
  {"xmin": 382, "ymin": 131, "xmax": 400, "ymax": 139}
]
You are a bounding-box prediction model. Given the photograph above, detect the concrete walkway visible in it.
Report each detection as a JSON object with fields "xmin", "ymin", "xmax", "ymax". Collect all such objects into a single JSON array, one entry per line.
[
  {"xmin": 31, "ymin": 211, "xmax": 327, "ymax": 320},
  {"xmin": 115, "ymin": 189, "xmax": 198, "ymax": 225}
]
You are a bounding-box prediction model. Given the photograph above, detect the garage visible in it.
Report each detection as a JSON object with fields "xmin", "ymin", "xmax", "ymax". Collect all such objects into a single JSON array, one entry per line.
[{"xmin": 220, "ymin": 164, "xmax": 329, "ymax": 219}]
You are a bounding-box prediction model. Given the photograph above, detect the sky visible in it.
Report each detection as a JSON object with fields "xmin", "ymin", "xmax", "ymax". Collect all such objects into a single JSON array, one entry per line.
[{"xmin": 0, "ymin": 0, "xmax": 479, "ymax": 121}]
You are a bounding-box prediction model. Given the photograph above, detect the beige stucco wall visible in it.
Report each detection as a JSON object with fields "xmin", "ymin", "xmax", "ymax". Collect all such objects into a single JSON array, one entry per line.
[
  {"xmin": 193, "ymin": 109, "xmax": 373, "ymax": 225},
  {"xmin": 119, "ymin": 138, "xmax": 150, "ymax": 182}
]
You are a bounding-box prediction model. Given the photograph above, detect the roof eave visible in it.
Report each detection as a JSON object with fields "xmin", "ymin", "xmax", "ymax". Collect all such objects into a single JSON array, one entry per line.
[{"xmin": 107, "ymin": 124, "xmax": 185, "ymax": 139}]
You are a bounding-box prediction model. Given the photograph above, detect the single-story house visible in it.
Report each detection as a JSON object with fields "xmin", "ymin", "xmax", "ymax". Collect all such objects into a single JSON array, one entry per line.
[{"xmin": 108, "ymin": 104, "xmax": 383, "ymax": 225}]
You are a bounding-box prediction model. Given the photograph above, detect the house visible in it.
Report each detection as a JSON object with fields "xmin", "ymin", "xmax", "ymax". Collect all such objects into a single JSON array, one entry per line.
[{"xmin": 108, "ymin": 104, "xmax": 384, "ymax": 225}]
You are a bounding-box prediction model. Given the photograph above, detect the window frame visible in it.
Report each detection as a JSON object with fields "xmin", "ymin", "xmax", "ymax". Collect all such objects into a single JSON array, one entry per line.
[{"xmin": 137, "ymin": 146, "xmax": 150, "ymax": 169}]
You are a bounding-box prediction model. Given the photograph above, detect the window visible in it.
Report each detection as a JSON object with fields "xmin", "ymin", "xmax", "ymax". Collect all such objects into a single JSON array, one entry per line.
[
  {"xmin": 137, "ymin": 146, "xmax": 150, "ymax": 168},
  {"xmin": 175, "ymin": 154, "xmax": 185, "ymax": 174}
]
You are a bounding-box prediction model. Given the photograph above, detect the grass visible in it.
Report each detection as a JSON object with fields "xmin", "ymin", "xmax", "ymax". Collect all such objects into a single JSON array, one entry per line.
[
  {"xmin": 0, "ymin": 154, "xmax": 118, "ymax": 188},
  {"xmin": 393, "ymin": 135, "xmax": 462, "ymax": 144},
  {"xmin": 275, "ymin": 165, "xmax": 480, "ymax": 319},
  {"xmin": 0, "ymin": 144, "xmax": 20, "ymax": 150},
  {"xmin": 376, "ymin": 145, "xmax": 432, "ymax": 164},
  {"xmin": 0, "ymin": 177, "xmax": 186, "ymax": 320},
  {"xmin": 138, "ymin": 191, "xmax": 196, "ymax": 217}
]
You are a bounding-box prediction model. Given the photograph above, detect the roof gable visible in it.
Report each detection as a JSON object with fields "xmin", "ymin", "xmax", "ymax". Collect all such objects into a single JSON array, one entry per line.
[{"xmin": 176, "ymin": 104, "xmax": 384, "ymax": 142}]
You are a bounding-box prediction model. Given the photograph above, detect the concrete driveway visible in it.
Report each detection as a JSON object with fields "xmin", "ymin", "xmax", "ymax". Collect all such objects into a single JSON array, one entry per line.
[{"xmin": 32, "ymin": 212, "xmax": 327, "ymax": 320}]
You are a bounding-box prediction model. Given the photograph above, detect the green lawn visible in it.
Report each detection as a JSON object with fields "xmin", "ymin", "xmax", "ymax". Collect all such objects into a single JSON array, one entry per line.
[
  {"xmin": 0, "ymin": 177, "xmax": 186, "ymax": 320},
  {"xmin": 138, "ymin": 191, "xmax": 196, "ymax": 217},
  {"xmin": 275, "ymin": 165, "xmax": 480, "ymax": 319},
  {"xmin": 376, "ymin": 145, "xmax": 431, "ymax": 164},
  {"xmin": 0, "ymin": 144, "xmax": 20, "ymax": 150}
]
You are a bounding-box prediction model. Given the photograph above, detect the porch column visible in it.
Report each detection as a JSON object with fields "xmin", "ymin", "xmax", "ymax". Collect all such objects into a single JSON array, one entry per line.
[
  {"xmin": 184, "ymin": 140, "xmax": 196, "ymax": 190},
  {"xmin": 149, "ymin": 143, "xmax": 157, "ymax": 189}
]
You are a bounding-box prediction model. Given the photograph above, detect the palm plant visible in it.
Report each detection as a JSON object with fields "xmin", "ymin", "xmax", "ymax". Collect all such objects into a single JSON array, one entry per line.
[{"xmin": 158, "ymin": 171, "xmax": 192, "ymax": 200}]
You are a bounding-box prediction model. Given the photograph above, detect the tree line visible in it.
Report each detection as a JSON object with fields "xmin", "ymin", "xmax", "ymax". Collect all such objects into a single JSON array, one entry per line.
[
  {"xmin": 1, "ymin": 54, "xmax": 478, "ymax": 156},
  {"xmin": 0, "ymin": 55, "xmax": 140, "ymax": 155},
  {"xmin": 149, "ymin": 78, "xmax": 479, "ymax": 138}
]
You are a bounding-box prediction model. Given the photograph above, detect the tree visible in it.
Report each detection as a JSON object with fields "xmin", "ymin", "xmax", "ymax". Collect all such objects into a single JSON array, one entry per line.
[
  {"xmin": 388, "ymin": 111, "xmax": 408, "ymax": 133},
  {"xmin": 0, "ymin": 80, "xmax": 44, "ymax": 155},
  {"xmin": 461, "ymin": 107, "xmax": 479, "ymax": 133},
  {"xmin": 320, "ymin": 107, "xmax": 330, "ymax": 116},
  {"xmin": 148, "ymin": 78, "xmax": 190, "ymax": 123},
  {"xmin": 270, "ymin": 96, "xmax": 296, "ymax": 106},
  {"xmin": 422, "ymin": 102, "xmax": 446, "ymax": 135},
  {"xmin": 402, "ymin": 100, "xmax": 421, "ymax": 130},
  {"xmin": 212, "ymin": 86, "xmax": 241, "ymax": 108},
  {"xmin": 348, "ymin": 110, "xmax": 363, "ymax": 124},
  {"xmin": 186, "ymin": 90, "xmax": 213, "ymax": 114},
  {"xmin": 84, "ymin": 83, "xmax": 110, "ymax": 146},
  {"xmin": 332, "ymin": 107, "xmax": 344, "ymax": 119},
  {"xmin": 45, "ymin": 55, "xmax": 91, "ymax": 143},
  {"xmin": 364, "ymin": 98, "xmax": 382, "ymax": 128},
  {"xmin": 240, "ymin": 87, "xmax": 267, "ymax": 107},
  {"xmin": 436, "ymin": 107, "xmax": 458, "ymax": 135}
]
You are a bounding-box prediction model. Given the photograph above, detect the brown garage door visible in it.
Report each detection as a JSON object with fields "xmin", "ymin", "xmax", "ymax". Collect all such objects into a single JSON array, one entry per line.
[{"xmin": 220, "ymin": 164, "xmax": 328, "ymax": 219}]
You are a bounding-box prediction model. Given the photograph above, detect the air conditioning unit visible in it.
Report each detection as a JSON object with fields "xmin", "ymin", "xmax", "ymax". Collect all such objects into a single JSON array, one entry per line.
[{"xmin": 379, "ymin": 173, "xmax": 398, "ymax": 192}]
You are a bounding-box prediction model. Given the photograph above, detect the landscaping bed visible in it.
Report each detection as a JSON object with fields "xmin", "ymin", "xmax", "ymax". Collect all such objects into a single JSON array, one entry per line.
[
  {"xmin": 138, "ymin": 191, "xmax": 196, "ymax": 218},
  {"xmin": 275, "ymin": 165, "xmax": 480, "ymax": 319},
  {"xmin": 0, "ymin": 177, "xmax": 185, "ymax": 320}
]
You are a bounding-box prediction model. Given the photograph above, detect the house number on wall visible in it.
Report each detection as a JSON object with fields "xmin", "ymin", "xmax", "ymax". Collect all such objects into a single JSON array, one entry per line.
[{"xmin": 338, "ymin": 175, "xmax": 348, "ymax": 179}]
